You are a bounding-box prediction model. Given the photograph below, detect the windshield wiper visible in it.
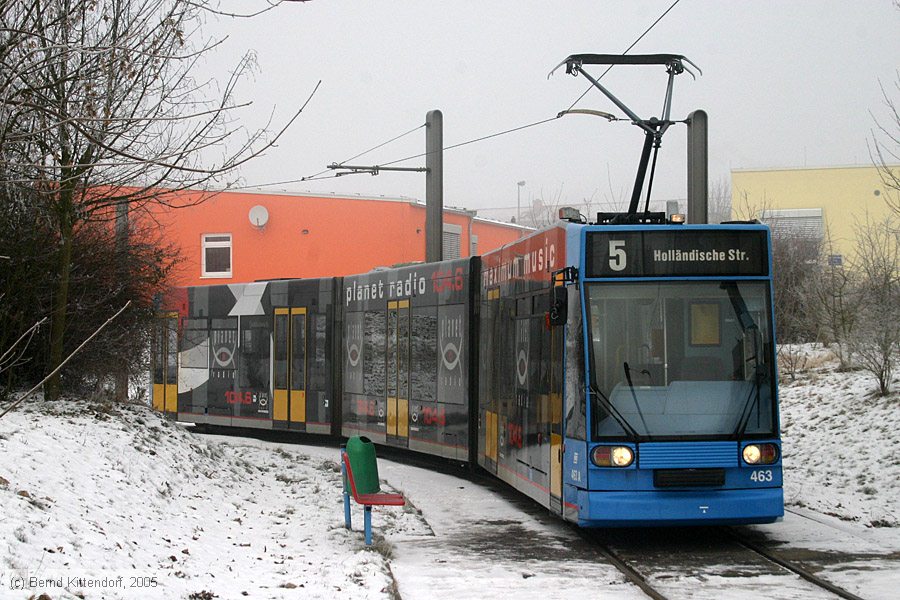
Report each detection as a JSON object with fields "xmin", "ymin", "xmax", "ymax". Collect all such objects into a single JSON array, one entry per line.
[
  {"xmin": 721, "ymin": 282, "xmax": 766, "ymax": 438},
  {"xmin": 732, "ymin": 375, "xmax": 762, "ymax": 438},
  {"xmin": 623, "ymin": 362, "xmax": 651, "ymax": 440},
  {"xmin": 589, "ymin": 382, "xmax": 640, "ymax": 441},
  {"xmin": 732, "ymin": 330, "xmax": 763, "ymax": 438}
]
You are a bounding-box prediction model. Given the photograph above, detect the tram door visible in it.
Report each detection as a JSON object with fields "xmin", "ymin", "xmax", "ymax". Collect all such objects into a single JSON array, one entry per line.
[
  {"xmin": 482, "ymin": 289, "xmax": 501, "ymax": 472},
  {"xmin": 549, "ymin": 322, "xmax": 564, "ymax": 513},
  {"xmin": 386, "ymin": 300, "xmax": 410, "ymax": 444},
  {"xmin": 152, "ymin": 312, "xmax": 179, "ymax": 415},
  {"xmin": 274, "ymin": 308, "xmax": 307, "ymax": 426}
]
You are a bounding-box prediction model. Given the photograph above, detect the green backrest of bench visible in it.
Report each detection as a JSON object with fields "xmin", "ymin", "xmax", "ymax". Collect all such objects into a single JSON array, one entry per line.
[{"xmin": 345, "ymin": 435, "xmax": 381, "ymax": 495}]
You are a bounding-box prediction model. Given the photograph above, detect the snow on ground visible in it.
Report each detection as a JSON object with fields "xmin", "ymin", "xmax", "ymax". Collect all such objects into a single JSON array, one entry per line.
[
  {"xmin": 0, "ymin": 348, "xmax": 897, "ymax": 600},
  {"xmin": 778, "ymin": 345, "xmax": 900, "ymax": 528},
  {"xmin": 0, "ymin": 400, "xmax": 426, "ymax": 599}
]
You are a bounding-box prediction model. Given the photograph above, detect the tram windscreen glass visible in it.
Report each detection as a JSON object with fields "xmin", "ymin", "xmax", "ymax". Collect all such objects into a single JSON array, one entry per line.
[{"xmin": 585, "ymin": 281, "xmax": 776, "ymax": 440}]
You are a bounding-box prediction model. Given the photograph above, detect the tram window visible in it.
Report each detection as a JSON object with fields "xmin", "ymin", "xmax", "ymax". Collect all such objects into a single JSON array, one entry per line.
[
  {"xmin": 535, "ymin": 315, "xmax": 550, "ymax": 396},
  {"xmin": 209, "ymin": 318, "xmax": 238, "ymax": 372},
  {"xmin": 478, "ymin": 295, "xmax": 499, "ymax": 409},
  {"xmin": 398, "ymin": 307, "xmax": 409, "ymax": 400},
  {"xmin": 310, "ymin": 314, "xmax": 327, "ymax": 389},
  {"xmin": 585, "ymin": 281, "xmax": 777, "ymax": 438},
  {"xmin": 152, "ymin": 323, "xmax": 164, "ymax": 384},
  {"xmin": 182, "ymin": 326, "xmax": 209, "ymax": 369},
  {"xmin": 690, "ymin": 302, "xmax": 721, "ymax": 346},
  {"xmin": 532, "ymin": 291, "xmax": 549, "ymax": 315},
  {"xmin": 411, "ymin": 309, "xmax": 437, "ymax": 403},
  {"xmin": 238, "ymin": 316, "xmax": 270, "ymax": 390},
  {"xmin": 495, "ymin": 298, "xmax": 511, "ymax": 401},
  {"xmin": 165, "ymin": 320, "xmax": 178, "ymax": 385},
  {"xmin": 564, "ymin": 298, "xmax": 586, "ymax": 441},
  {"xmin": 292, "ymin": 312, "xmax": 306, "ymax": 390},
  {"xmin": 516, "ymin": 296, "xmax": 530, "ymax": 316},
  {"xmin": 343, "ymin": 312, "xmax": 364, "ymax": 394},
  {"xmin": 387, "ymin": 308, "xmax": 398, "ymax": 398},
  {"xmin": 274, "ymin": 313, "xmax": 288, "ymax": 389},
  {"xmin": 363, "ymin": 311, "xmax": 386, "ymax": 397}
]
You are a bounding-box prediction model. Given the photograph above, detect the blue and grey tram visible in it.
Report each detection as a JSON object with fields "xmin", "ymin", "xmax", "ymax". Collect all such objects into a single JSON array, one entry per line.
[
  {"xmin": 562, "ymin": 219, "xmax": 784, "ymax": 526},
  {"xmin": 152, "ymin": 218, "xmax": 782, "ymax": 528}
]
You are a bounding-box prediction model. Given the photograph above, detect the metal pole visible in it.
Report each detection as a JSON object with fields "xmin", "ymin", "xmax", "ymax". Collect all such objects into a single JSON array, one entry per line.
[
  {"xmin": 517, "ymin": 180, "xmax": 525, "ymax": 224},
  {"xmin": 426, "ymin": 110, "xmax": 443, "ymax": 263},
  {"xmin": 687, "ymin": 109, "xmax": 708, "ymax": 224},
  {"xmin": 517, "ymin": 185, "xmax": 521, "ymax": 223}
]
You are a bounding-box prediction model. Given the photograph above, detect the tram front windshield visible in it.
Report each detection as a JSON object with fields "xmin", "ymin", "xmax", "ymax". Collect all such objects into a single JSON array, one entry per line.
[{"xmin": 585, "ymin": 281, "xmax": 776, "ymax": 441}]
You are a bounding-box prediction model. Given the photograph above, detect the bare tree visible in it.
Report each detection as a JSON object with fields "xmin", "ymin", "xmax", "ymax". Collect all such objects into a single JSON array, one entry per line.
[
  {"xmin": 0, "ymin": 0, "xmax": 313, "ymax": 399},
  {"xmin": 869, "ymin": 71, "xmax": 900, "ymax": 215},
  {"xmin": 847, "ymin": 214, "xmax": 900, "ymax": 395},
  {"xmin": 732, "ymin": 191, "xmax": 822, "ymax": 344},
  {"xmin": 806, "ymin": 230, "xmax": 860, "ymax": 369},
  {"xmin": 708, "ymin": 176, "xmax": 732, "ymax": 223},
  {"xmin": 521, "ymin": 184, "xmax": 566, "ymax": 228},
  {"xmin": 868, "ymin": 2, "xmax": 900, "ymax": 214}
]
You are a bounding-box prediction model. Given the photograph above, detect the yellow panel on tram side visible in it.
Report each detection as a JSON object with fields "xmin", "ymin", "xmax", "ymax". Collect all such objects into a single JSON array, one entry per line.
[
  {"xmin": 550, "ymin": 432, "xmax": 563, "ymax": 497},
  {"xmin": 274, "ymin": 388, "xmax": 289, "ymax": 421},
  {"xmin": 290, "ymin": 389, "xmax": 306, "ymax": 423},
  {"xmin": 397, "ymin": 398, "xmax": 409, "ymax": 438},
  {"xmin": 485, "ymin": 410, "xmax": 498, "ymax": 462},
  {"xmin": 152, "ymin": 384, "xmax": 165, "ymax": 412},
  {"xmin": 387, "ymin": 397, "xmax": 398, "ymax": 436},
  {"xmin": 164, "ymin": 384, "xmax": 178, "ymax": 413}
]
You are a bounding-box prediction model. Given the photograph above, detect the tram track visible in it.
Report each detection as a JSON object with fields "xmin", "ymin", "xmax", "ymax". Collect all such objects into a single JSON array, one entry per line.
[
  {"xmin": 582, "ymin": 524, "xmax": 874, "ymax": 600},
  {"xmin": 725, "ymin": 527, "xmax": 866, "ymax": 600},
  {"xmin": 581, "ymin": 531, "xmax": 670, "ymax": 600}
]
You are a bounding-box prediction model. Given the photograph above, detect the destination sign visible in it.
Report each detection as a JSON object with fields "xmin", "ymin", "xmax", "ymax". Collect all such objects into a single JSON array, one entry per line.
[{"xmin": 585, "ymin": 229, "xmax": 769, "ymax": 277}]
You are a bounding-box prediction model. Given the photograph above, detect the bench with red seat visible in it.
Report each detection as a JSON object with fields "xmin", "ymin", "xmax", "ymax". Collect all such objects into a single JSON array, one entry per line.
[{"xmin": 341, "ymin": 437, "xmax": 405, "ymax": 545}]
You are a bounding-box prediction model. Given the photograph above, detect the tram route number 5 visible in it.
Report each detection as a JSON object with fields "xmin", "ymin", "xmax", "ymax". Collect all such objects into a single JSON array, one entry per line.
[{"xmin": 609, "ymin": 240, "xmax": 627, "ymax": 272}]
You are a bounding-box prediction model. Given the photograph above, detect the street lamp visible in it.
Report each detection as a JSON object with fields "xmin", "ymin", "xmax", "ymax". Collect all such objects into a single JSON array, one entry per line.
[{"xmin": 517, "ymin": 180, "xmax": 526, "ymax": 223}]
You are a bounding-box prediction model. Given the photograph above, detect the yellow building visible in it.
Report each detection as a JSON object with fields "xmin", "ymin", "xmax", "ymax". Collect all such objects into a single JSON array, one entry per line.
[{"xmin": 731, "ymin": 165, "xmax": 898, "ymax": 262}]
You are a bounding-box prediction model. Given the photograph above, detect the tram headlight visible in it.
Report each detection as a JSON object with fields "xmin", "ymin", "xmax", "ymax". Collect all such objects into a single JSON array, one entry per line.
[
  {"xmin": 612, "ymin": 446, "xmax": 634, "ymax": 467},
  {"xmin": 742, "ymin": 443, "xmax": 779, "ymax": 465},
  {"xmin": 591, "ymin": 445, "xmax": 634, "ymax": 468}
]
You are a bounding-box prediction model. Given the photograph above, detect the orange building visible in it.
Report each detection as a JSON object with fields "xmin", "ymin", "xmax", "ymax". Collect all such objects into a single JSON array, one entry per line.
[{"xmin": 146, "ymin": 189, "xmax": 528, "ymax": 287}]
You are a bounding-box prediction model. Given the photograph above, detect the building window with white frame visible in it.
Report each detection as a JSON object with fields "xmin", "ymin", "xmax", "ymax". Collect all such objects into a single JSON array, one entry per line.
[
  {"xmin": 202, "ymin": 233, "xmax": 232, "ymax": 278},
  {"xmin": 443, "ymin": 223, "xmax": 462, "ymax": 260}
]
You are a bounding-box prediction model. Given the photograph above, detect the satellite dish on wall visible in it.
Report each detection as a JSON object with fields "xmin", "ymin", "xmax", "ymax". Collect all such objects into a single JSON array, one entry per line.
[{"xmin": 248, "ymin": 205, "xmax": 269, "ymax": 229}]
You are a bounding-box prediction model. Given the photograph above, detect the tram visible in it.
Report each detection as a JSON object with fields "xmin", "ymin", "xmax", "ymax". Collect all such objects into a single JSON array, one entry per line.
[{"xmin": 150, "ymin": 216, "xmax": 782, "ymax": 527}]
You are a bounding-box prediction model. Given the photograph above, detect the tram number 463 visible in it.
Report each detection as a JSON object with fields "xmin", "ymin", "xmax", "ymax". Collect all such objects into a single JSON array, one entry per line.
[{"xmin": 749, "ymin": 469, "xmax": 774, "ymax": 483}]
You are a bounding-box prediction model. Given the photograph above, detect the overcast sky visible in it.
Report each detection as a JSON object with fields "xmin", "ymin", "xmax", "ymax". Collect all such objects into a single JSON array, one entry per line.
[{"xmin": 202, "ymin": 1, "xmax": 900, "ymax": 222}]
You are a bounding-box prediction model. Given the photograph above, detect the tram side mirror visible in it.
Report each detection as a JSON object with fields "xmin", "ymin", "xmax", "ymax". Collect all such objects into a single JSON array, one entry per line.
[{"xmin": 547, "ymin": 285, "xmax": 567, "ymax": 327}]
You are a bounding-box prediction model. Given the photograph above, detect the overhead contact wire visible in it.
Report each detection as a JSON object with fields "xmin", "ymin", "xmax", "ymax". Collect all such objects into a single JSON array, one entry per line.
[
  {"xmin": 243, "ymin": 0, "xmax": 683, "ymax": 190},
  {"xmin": 379, "ymin": 116, "xmax": 561, "ymax": 168},
  {"xmin": 340, "ymin": 123, "xmax": 426, "ymax": 165}
]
